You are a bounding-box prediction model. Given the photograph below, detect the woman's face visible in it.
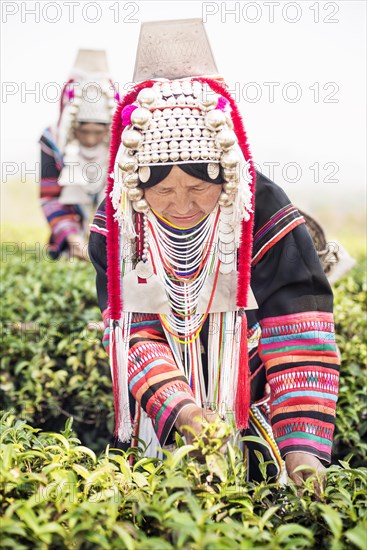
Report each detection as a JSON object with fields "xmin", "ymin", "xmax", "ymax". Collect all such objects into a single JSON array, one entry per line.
[
  {"xmin": 144, "ymin": 166, "xmax": 222, "ymax": 228},
  {"xmin": 75, "ymin": 123, "xmax": 109, "ymax": 148}
]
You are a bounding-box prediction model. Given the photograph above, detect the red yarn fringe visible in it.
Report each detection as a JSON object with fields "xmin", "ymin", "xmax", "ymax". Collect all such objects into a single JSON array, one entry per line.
[
  {"xmin": 197, "ymin": 77, "xmax": 256, "ymax": 309},
  {"xmin": 235, "ymin": 313, "xmax": 250, "ymax": 429},
  {"xmin": 106, "ymin": 81, "xmax": 155, "ymax": 320},
  {"xmin": 110, "ymin": 325, "xmax": 121, "ymax": 434}
]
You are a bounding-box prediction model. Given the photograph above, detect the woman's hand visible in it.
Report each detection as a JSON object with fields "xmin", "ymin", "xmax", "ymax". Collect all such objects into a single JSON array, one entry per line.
[
  {"xmin": 285, "ymin": 452, "xmax": 326, "ymax": 496},
  {"xmin": 175, "ymin": 404, "xmax": 228, "ymax": 455}
]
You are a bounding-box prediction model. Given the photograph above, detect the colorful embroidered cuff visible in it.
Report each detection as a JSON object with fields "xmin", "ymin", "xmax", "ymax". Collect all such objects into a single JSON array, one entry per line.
[
  {"xmin": 128, "ymin": 337, "xmax": 196, "ymax": 447},
  {"xmin": 259, "ymin": 311, "xmax": 340, "ymax": 463}
]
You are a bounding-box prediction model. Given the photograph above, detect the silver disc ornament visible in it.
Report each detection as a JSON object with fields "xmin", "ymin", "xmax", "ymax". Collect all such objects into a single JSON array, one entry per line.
[{"xmin": 135, "ymin": 261, "xmax": 154, "ymax": 279}]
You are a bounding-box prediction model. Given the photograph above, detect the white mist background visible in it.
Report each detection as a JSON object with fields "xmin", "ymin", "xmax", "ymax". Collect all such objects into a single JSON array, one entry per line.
[{"xmin": 1, "ymin": 0, "xmax": 366, "ymax": 237}]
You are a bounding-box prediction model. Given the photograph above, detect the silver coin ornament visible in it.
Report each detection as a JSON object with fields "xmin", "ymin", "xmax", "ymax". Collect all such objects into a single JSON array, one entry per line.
[
  {"xmin": 135, "ymin": 261, "xmax": 154, "ymax": 279},
  {"xmin": 139, "ymin": 166, "xmax": 151, "ymax": 183}
]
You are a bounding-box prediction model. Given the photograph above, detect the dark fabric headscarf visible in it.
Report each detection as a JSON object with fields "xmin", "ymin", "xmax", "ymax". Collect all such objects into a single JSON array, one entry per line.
[{"xmin": 138, "ymin": 163, "xmax": 224, "ymax": 189}]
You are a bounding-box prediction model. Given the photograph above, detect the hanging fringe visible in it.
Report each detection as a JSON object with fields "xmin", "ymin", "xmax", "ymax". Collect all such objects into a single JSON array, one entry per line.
[
  {"xmin": 235, "ymin": 312, "xmax": 250, "ymax": 429},
  {"xmin": 110, "ymin": 315, "xmax": 133, "ymax": 442},
  {"xmin": 106, "ymin": 80, "xmax": 156, "ymax": 320},
  {"xmin": 197, "ymin": 77, "xmax": 256, "ymax": 309}
]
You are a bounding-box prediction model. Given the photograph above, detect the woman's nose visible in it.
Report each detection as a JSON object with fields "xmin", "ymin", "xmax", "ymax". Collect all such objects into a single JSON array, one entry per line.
[{"xmin": 173, "ymin": 192, "xmax": 194, "ymax": 213}]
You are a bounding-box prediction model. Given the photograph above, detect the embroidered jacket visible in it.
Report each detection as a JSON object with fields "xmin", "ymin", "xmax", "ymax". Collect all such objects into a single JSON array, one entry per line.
[
  {"xmin": 39, "ymin": 128, "xmax": 85, "ymax": 259},
  {"xmin": 89, "ymin": 171, "xmax": 340, "ymax": 463}
]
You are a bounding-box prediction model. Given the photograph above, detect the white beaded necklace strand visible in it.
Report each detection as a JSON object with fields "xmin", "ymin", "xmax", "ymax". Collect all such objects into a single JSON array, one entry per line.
[{"xmin": 147, "ymin": 209, "xmax": 220, "ymax": 338}]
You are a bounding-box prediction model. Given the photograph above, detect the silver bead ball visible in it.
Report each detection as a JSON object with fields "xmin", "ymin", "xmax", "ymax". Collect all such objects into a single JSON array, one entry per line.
[
  {"xmin": 124, "ymin": 173, "xmax": 139, "ymax": 188},
  {"xmin": 169, "ymin": 151, "xmax": 180, "ymax": 161},
  {"xmin": 205, "ymin": 109, "xmax": 226, "ymax": 131},
  {"xmin": 118, "ymin": 156, "xmax": 138, "ymax": 173},
  {"xmin": 160, "ymin": 152, "xmax": 169, "ymax": 162},
  {"xmin": 218, "ymin": 192, "xmax": 234, "ymax": 207},
  {"xmin": 220, "ymin": 150, "xmax": 240, "ymax": 169},
  {"xmin": 223, "ymin": 168, "xmax": 239, "ymax": 182},
  {"xmin": 163, "ymin": 108, "xmax": 173, "ymax": 118},
  {"xmin": 180, "ymin": 139, "xmax": 190, "ymax": 150},
  {"xmin": 167, "ymin": 96, "xmax": 176, "ymax": 106},
  {"xmin": 133, "ymin": 199, "xmax": 150, "ymax": 213},
  {"xmin": 131, "ymin": 107, "xmax": 152, "ymax": 130},
  {"xmin": 122, "ymin": 129, "xmax": 143, "ymax": 149},
  {"xmin": 137, "ymin": 88, "xmax": 157, "ymax": 108},
  {"xmin": 169, "ymin": 140, "xmax": 179, "ymax": 150},
  {"xmin": 180, "ymin": 151, "xmax": 190, "ymax": 161},
  {"xmin": 224, "ymin": 181, "xmax": 239, "ymax": 194},
  {"xmin": 216, "ymin": 129, "xmax": 237, "ymax": 151},
  {"xmin": 127, "ymin": 187, "xmax": 144, "ymax": 201}
]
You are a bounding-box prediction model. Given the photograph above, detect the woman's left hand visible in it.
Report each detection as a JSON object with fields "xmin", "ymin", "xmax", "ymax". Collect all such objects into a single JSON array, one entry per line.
[{"xmin": 285, "ymin": 452, "xmax": 326, "ymax": 496}]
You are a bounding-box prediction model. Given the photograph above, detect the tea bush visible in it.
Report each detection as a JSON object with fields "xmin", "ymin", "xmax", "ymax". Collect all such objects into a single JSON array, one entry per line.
[
  {"xmin": 1, "ymin": 252, "xmax": 113, "ymax": 451},
  {"xmin": 1, "ymin": 249, "xmax": 366, "ymax": 464},
  {"xmin": 1, "ymin": 249, "xmax": 366, "ymax": 547},
  {"xmin": 1, "ymin": 412, "xmax": 366, "ymax": 549}
]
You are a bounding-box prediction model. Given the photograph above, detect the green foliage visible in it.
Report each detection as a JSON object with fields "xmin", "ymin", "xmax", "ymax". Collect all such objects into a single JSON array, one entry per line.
[
  {"xmin": 1, "ymin": 251, "xmax": 113, "ymax": 451},
  {"xmin": 1, "ymin": 247, "xmax": 366, "ymax": 547},
  {"xmin": 333, "ymin": 259, "xmax": 367, "ymax": 466},
  {"xmin": 1, "ymin": 413, "xmax": 366, "ymax": 549}
]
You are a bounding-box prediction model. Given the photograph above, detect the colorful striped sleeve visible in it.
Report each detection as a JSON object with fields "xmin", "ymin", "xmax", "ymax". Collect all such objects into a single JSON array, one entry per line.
[
  {"xmin": 128, "ymin": 313, "xmax": 197, "ymax": 447},
  {"xmin": 258, "ymin": 311, "xmax": 339, "ymax": 463},
  {"xmin": 40, "ymin": 128, "xmax": 63, "ymax": 199},
  {"xmin": 252, "ymin": 172, "xmax": 340, "ymax": 463}
]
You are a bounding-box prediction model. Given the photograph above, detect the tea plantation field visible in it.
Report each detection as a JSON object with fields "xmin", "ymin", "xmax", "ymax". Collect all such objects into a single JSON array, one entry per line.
[{"xmin": 1, "ymin": 248, "xmax": 366, "ymax": 549}]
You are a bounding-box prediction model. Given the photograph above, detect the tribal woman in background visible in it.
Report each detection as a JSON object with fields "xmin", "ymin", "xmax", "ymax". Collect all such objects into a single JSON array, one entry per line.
[{"xmin": 40, "ymin": 49, "xmax": 117, "ymax": 260}]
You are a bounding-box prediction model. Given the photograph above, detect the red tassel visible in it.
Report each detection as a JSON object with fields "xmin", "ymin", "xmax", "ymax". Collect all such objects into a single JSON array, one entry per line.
[
  {"xmin": 235, "ymin": 314, "xmax": 250, "ymax": 430},
  {"xmin": 196, "ymin": 77, "xmax": 256, "ymax": 309},
  {"xmin": 105, "ymin": 80, "xmax": 156, "ymax": 319},
  {"xmin": 110, "ymin": 324, "xmax": 121, "ymax": 437}
]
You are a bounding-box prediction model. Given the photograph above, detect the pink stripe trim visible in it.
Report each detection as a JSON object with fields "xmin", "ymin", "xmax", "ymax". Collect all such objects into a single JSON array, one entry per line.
[
  {"xmin": 156, "ymin": 394, "xmax": 195, "ymax": 440},
  {"xmin": 261, "ymin": 311, "xmax": 335, "ymax": 327},
  {"xmin": 89, "ymin": 224, "xmax": 108, "ymax": 236}
]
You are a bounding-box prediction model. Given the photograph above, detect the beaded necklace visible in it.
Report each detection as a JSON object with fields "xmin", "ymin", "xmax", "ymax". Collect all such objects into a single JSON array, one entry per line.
[{"xmin": 147, "ymin": 208, "xmax": 220, "ymax": 344}]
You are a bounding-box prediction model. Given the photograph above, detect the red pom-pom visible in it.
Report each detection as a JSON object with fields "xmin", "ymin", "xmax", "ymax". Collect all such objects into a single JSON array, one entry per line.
[
  {"xmin": 216, "ymin": 96, "xmax": 229, "ymax": 112},
  {"xmin": 121, "ymin": 104, "xmax": 138, "ymax": 126}
]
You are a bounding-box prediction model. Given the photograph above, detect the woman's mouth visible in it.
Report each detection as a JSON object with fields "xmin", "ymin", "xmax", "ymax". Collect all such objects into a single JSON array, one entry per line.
[{"xmin": 170, "ymin": 213, "xmax": 200, "ymax": 221}]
